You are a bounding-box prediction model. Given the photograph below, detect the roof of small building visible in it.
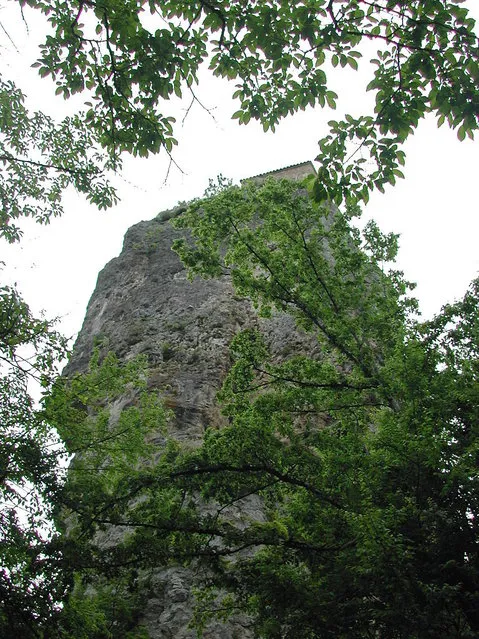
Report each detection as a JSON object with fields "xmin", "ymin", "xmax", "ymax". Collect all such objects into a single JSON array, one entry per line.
[{"xmin": 241, "ymin": 160, "xmax": 317, "ymax": 184}]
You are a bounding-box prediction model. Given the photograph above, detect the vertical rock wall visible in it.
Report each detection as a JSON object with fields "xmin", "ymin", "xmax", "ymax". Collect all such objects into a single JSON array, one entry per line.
[
  {"xmin": 67, "ymin": 209, "xmax": 314, "ymax": 638},
  {"xmin": 67, "ymin": 216, "xmax": 252, "ymax": 443},
  {"xmin": 68, "ymin": 177, "xmax": 326, "ymax": 635},
  {"xmin": 69, "ymin": 215, "xmax": 254, "ymax": 637}
]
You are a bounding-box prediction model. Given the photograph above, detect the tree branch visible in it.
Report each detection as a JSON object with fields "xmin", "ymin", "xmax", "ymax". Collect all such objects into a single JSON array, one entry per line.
[{"xmin": 0, "ymin": 154, "xmax": 99, "ymax": 177}]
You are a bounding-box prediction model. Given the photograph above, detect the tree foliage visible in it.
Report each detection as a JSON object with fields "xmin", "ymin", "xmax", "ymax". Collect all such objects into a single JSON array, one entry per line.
[
  {"xmin": 15, "ymin": 0, "xmax": 479, "ymax": 200},
  {"xmin": 70, "ymin": 179, "xmax": 478, "ymax": 638},
  {"xmin": 0, "ymin": 75, "xmax": 118, "ymax": 243},
  {"xmin": 0, "ymin": 285, "xmax": 68, "ymax": 635},
  {"xmin": 167, "ymin": 181, "xmax": 476, "ymax": 637},
  {"xmin": 20, "ymin": 180, "xmax": 476, "ymax": 637},
  {"xmin": 1, "ymin": 169, "xmax": 477, "ymax": 638},
  {"xmin": 0, "ymin": 335, "xmax": 168, "ymax": 638}
]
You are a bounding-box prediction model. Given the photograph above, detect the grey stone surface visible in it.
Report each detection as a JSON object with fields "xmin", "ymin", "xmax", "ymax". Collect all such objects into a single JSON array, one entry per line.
[
  {"xmin": 66, "ymin": 216, "xmax": 256, "ymax": 437},
  {"xmin": 67, "ymin": 211, "xmax": 317, "ymax": 637},
  {"xmin": 67, "ymin": 214, "xmax": 262, "ymax": 637}
]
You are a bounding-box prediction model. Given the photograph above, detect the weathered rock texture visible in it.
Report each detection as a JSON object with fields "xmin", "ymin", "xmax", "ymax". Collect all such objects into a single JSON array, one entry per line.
[
  {"xmin": 68, "ymin": 213, "xmax": 312, "ymax": 444},
  {"xmin": 67, "ymin": 206, "xmax": 316, "ymax": 638},
  {"xmin": 67, "ymin": 217, "xmax": 253, "ymax": 443}
]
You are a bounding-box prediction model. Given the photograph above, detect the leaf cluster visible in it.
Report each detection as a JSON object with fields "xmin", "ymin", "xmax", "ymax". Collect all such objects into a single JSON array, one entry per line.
[
  {"xmin": 16, "ymin": 1, "xmax": 478, "ymax": 180},
  {"xmin": 0, "ymin": 75, "xmax": 117, "ymax": 242},
  {"xmin": 0, "ymin": 286, "xmax": 68, "ymax": 637},
  {"xmin": 166, "ymin": 182, "xmax": 479, "ymax": 637},
  {"xmin": 0, "ymin": 332, "xmax": 169, "ymax": 638}
]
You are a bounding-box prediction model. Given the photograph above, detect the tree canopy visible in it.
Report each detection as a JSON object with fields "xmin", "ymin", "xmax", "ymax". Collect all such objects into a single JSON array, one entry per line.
[
  {"xmin": 2, "ymin": 0, "xmax": 477, "ymax": 224},
  {"xmin": 0, "ymin": 74, "xmax": 117, "ymax": 243},
  {"xmin": 0, "ymin": 284, "xmax": 67, "ymax": 634},
  {"xmin": 1, "ymin": 170, "xmax": 478, "ymax": 638},
  {"xmin": 168, "ymin": 179, "xmax": 479, "ymax": 637},
  {"xmin": 1, "ymin": 341, "xmax": 168, "ymax": 638}
]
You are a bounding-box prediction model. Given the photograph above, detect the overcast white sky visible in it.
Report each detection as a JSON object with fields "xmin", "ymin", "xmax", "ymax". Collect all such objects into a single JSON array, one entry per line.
[{"xmin": 1, "ymin": 1, "xmax": 478, "ymax": 346}]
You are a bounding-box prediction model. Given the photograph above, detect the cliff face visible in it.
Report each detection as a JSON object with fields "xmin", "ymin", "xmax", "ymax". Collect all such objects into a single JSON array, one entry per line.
[
  {"xmin": 67, "ymin": 216, "xmax": 252, "ymax": 442},
  {"xmin": 67, "ymin": 210, "xmax": 312, "ymax": 637}
]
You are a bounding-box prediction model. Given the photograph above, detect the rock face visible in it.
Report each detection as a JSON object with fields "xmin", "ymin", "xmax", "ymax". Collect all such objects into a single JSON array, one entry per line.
[
  {"xmin": 68, "ymin": 211, "xmax": 310, "ymax": 444},
  {"xmin": 67, "ymin": 208, "xmax": 314, "ymax": 637},
  {"xmin": 67, "ymin": 216, "xmax": 254, "ymax": 444}
]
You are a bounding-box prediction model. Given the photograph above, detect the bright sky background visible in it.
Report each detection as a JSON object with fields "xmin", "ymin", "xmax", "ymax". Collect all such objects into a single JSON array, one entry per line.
[{"xmin": 1, "ymin": 1, "xmax": 479, "ymax": 347}]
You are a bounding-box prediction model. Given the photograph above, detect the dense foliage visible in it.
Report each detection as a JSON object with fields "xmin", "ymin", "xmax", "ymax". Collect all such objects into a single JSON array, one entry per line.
[
  {"xmin": 10, "ymin": 0, "xmax": 479, "ymax": 202},
  {"xmin": 1, "ymin": 179, "xmax": 478, "ymax": 637},
  {"xmin": 0, "ymin": 331, "xmax": 168, "ymax": 638},
  {"xmin": 156, "ymin": 179, "xmax": 477, "ymax": 637},
  {"xmin": 20, "ymin": 179, "xmax": 475, "ymax": 637},
  {"xmin": 0, "ymin": 285, "xmax": 67, "ymax": 634}
]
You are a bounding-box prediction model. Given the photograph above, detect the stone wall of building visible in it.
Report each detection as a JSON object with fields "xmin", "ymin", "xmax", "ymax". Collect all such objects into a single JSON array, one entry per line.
[{"xmin": 241, "ymin": 160, "xmax": 316, "ymax": 184}]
